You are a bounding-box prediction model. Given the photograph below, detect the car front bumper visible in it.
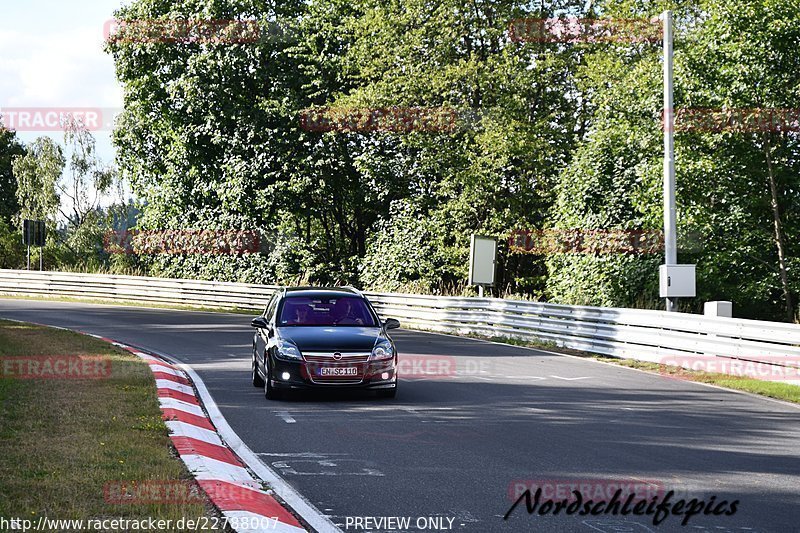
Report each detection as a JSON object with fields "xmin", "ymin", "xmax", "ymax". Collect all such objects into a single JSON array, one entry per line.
[{"xmin": 268, "ymin": 357, "xmax": 397, "ymax": 390}]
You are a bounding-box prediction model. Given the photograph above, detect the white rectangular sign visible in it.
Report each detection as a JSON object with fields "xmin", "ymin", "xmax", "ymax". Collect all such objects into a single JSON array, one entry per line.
[{"xmin": 469, "ymin": 235, "xmax": 497, "ymax": 286}]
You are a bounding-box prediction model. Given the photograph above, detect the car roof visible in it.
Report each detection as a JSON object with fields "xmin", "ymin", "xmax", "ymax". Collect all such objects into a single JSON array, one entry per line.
[{"xmin": 282, "ymin": 287, "xmax": 362, "ymax": 299}]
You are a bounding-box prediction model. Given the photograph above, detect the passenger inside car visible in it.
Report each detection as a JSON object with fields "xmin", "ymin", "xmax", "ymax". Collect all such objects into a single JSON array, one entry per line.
[
  {"xmin": 333, "ymin": 298, "xmax": 365, "ymax": 325},
  {"xmin": 286, "ymin": 302, "xmax": 312, "ymax": 324}
]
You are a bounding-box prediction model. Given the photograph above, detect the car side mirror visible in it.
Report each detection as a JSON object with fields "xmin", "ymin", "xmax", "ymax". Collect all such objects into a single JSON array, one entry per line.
[
  {"xmin": 251, "ymin": 317, "xmax": 269, "ymax": 329},
  {"xmin": 384, "ymin": 318, "xmax": 401, "ymax": 330}
]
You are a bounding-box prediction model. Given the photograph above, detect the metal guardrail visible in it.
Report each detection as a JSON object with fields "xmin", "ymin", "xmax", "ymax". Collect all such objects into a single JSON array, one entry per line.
[
  {"xmin": 0, "ymin": 269, "xmax": 278, "ymax": 310},
  {"xmin": 1, "ymin": 269, "xmax": 799, "ymax": 384}
]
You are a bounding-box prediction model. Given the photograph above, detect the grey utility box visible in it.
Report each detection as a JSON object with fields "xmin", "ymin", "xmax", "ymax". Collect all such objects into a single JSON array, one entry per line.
[{"xmin": 659, "ymin": 264, "xmax": 696, "ymax": 298}]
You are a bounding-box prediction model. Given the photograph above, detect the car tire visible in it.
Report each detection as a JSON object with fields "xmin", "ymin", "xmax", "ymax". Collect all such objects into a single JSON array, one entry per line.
[
  {"xmin": 264, "ymin": 358, "xmax": 283, "ymax": 400},
  {"xmin": 251, "ymin": 348, "xmax": 265, "ymax": 388}
]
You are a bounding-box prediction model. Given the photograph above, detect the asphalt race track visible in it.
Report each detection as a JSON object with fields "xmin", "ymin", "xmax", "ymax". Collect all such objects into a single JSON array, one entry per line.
[{"xmin": 1, "ymin": 299, "xmax": 799, "ymax": 533}]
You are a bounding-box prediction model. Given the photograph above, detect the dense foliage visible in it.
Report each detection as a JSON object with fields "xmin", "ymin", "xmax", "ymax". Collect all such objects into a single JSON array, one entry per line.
[
  {"xmin": 0, "ymin": 129, "xmax": 25, "ymax": 268},
  {"xmin": 0, "ymin": 129, "xmax": 25, "ymax": 223},
  {"xmin": 98, "ymin": 0, "xmax": 800, "ymax": 320},
  {"xmin": 2, "ymin": 118, "xmax": 129, "ymax": 272}
]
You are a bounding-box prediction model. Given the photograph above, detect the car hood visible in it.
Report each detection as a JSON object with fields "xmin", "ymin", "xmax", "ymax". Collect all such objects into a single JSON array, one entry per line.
[{"xmin": 278, "ymin": 326, "xmax": 382, "ymax": 352}]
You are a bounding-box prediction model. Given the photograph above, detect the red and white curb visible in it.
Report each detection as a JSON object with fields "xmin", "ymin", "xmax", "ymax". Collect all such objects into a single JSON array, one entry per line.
[
  {"xmin": 4, "ymin": 317, "xmax": 343, "ymax": 533},
  {"xmin": 84, "ymin": 335, "xmax": 311, "ymax": 533}
]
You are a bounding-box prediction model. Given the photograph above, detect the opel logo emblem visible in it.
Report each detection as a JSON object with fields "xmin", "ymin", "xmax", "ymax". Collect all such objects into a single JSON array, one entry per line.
[{"xmin": 333, "ymin": 352, "xmax": 342, "ymax": 360}]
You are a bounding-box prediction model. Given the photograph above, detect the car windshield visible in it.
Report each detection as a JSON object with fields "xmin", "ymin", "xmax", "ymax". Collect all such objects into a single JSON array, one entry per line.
[{"xmin": 278, "ymin": 296, "xmax": 377, "ymax": 327}]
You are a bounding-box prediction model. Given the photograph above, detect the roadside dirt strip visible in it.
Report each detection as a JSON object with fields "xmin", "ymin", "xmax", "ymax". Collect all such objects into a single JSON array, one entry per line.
[{"xmin": 82, "ymin": 331, "xmax": 310, "ymax": 533}]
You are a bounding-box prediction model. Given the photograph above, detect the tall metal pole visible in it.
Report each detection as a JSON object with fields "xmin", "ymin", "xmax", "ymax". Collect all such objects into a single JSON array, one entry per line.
[{"xmin": 662, "ymin": 10, "xmax": 677, "ymax": 312}]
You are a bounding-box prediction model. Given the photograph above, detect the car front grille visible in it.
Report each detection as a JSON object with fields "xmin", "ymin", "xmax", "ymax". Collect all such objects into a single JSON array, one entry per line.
[
  {"xmin": 303, "ymin": 352, "xmax": 371, "ymax": 384},
  {"xmin": 303, "ymin": 351, "xmax": 371, "ymax": 363}
]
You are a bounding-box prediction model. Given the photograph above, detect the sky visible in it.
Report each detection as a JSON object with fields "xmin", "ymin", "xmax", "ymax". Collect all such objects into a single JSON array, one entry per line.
[{"xmin": 1, "ymin": 0, "xmax": 129, "ymax": 205}]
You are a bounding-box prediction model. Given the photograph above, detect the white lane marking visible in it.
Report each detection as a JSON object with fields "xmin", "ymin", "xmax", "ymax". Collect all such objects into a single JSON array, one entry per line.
[
  {"xmin": 276, "ymin": 470, "xmax": 385, "ymax": 477},
  {"xmin": 257, "ymin": 452, "xmax": 349, "ymax": 458},
  {"xmin": 400, "ymin": 406, "xmax": 424, "ymax": 418},
  {"xmin": 526, "ymin": 407, "xmax": 553, "ymax": 413},
  {"xmin": 153, "ymin": 351, "xmax": 342, "ymax": 533},
  {"xmin": 272, "ymin": 459, "xmax": 384, "ymax": 477},
  {"xmin": 583, "ymin": 519, "xmax": 655, "ymax": 532},
  {"xmin": 549, "ymin": 375, "xmax": 592, "ymax": 381},
  {"xmin": 277, "ymin": 411, "xmax": 296, "ymax": 424}
]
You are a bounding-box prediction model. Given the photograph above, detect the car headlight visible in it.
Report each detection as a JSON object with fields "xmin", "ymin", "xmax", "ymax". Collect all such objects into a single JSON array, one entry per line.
[
  {"xmin": 276, "ymin": 340, "xmax": 302, "ymax": 361},
  {"xmin": 371, "ymin": 339, "xmax": 394, "ymax": 361}
]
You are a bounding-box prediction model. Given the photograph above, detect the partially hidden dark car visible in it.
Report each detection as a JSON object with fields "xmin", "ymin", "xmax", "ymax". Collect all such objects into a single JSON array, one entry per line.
[{"xmin": 250, "ymin": 287, "xmax": 400, "ymax": 400}]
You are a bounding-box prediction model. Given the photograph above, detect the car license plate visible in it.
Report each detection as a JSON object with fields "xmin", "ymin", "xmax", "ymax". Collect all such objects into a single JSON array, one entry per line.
[{"xmin": 319, "ymin": 367, "xmax": 358, "ymax": 376}]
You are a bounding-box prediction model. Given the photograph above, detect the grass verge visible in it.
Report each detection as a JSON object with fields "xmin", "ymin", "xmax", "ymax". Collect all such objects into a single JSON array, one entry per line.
[
  {"xmin": 0, "ymin": 319, "xmax": 225, "ymax": 529},
  {"xmin": 590, "ymin": 355, "xmax": 800, "ymax": 404}
]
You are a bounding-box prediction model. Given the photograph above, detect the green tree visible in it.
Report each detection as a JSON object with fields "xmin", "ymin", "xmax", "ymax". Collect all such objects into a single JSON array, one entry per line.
[
  {"xmin": 105, "ymin": 0, "xmax": 799, "ymax": 322},
  {"xmin": 12, "ymin": 137, "xmax": 64, "ymax": 221},
  {"xmin": 328, "ymin": 0, "xmax": 585, "ymax": 293},
  {"xmin": 545, "ymin": 0, "xmax": 800, "ymax": 321},
  {"xmin": 59, "ymin": 116, "xmax": 120, "ymax": 229},
  {"xmin": 107, "ymin": 0, "xmax": 584, "ymax": 290},
  {"xmin": 678, "ymin": 0, "xmax": 800, "ymax": 321},
  {"xmin": 0, "ymin": 128, "xmax": 25, "ymax": 222},
  {"xmin": 107, "ymin": 0, "xmax": 308, "ymax": 283}
]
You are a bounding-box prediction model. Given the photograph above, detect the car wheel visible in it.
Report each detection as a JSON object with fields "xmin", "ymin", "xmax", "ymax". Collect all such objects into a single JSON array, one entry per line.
[
  {"xmin": 264, "ymin": 357, "xmax": 282, "ymax": 400},
  {"xmin": 251, "ymin": 345, "xmax": 265, "ymax": 388}
]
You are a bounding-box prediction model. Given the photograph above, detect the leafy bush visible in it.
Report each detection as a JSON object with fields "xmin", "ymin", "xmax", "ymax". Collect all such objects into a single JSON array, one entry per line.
[{"xmin": 0, "ymin": 219, "xmax": 25, "ymax": 269}]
